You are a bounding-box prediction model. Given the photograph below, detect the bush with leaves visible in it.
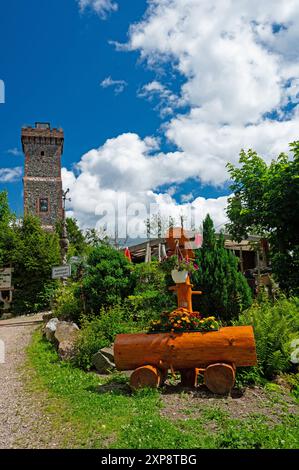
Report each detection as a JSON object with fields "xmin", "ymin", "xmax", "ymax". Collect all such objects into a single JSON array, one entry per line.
[
  {"xmin": 193, "ymin": 214, "xmax": 252, "ymax": 322},
  {"xmin": 12, "ymin": 216, "xmax": 61, "ymax": 313},
  {"xmin": 52, "ymin": 282, "xmax": 84, "ymax": 322},
  {"xmin": 235, "ymin": 296, "xmax": 299, "ymax": 380},
  {"xmin": 126, "ymin": 261, "xmax": 176, "ymax": 326},
  {"xmin": 226, "ymin": 143, "xmax": 299, "ymax": 294},
  {"xmin": 56, "ymin": 217, "xmax": 87, "ymax": 258},
  {"xmin": 80, "ymin": 244, "xmax": 134, "ymax": 314},
  {"xmin": 74, "ymin": 306, "xmax": 139, "ymax": 370}
]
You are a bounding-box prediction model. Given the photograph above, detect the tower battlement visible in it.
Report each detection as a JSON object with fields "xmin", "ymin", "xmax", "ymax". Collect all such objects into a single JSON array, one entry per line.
[{"xmin": 21, "ymin": 123, "xmax": 64, "ymax": 152}]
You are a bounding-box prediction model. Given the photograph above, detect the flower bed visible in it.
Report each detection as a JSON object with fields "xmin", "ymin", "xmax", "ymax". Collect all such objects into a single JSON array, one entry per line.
[{"xmin": 148, "ymin": 307, "xmax": 220, "ymax": 333}]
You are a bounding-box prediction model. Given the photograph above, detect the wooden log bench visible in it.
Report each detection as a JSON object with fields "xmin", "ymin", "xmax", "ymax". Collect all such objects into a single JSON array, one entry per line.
[{"xmin": 114, "ymin": 326, "xmax": 257, "ymax": 395}]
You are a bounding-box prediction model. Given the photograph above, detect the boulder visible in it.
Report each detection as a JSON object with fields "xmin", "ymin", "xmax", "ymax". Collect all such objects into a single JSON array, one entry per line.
[
  {"xmin": 54, "ymin": 321, "xmax": 79, "ymax": 345},
  {"xmin": 100, "ymin": 346, "xmax": 114, "ymax": 363},
  {"xmin": 58, "ymin": 340, "xmax": 77, "ymax": 361},
  {"xmin": 92, "ymin": 351, "xmax": 115, "ymax": 374},
  {"xmin": 44, "ymin": 318, "xmax": 59, "ymax": 343}
]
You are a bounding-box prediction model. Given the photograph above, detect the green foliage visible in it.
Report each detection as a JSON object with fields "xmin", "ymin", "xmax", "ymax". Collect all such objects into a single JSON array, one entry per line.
[
  {"xmin": 287, "ymin": 374, "xmax": 299, "ymax": 401},
  {"xmin": 84, "ymin": 227, "xmax": 110, "ymax": 248},
  {"xmin": 226, "ymin": 144, "xmax": 299, "ymax": 294},
  {"xmin": 74, "ymin": 306, "xmax": 139, "ymax": 370},
  {"xmin": 126, "ymin": 261, "xmax": 176, "ymax": 325},
  {"xmin": 12, "ymin": 216, "xmax": 61, "ymax": 313},
  {"xmin": 56, "ymin": 217, "xmax": 86, "ymax": 257},
  {"xmin": 0, "ymin": 191, "xmax": 18, "ymax": 266},
  {"xmin": 0, "ymin": 211, "xmax": 60, "ymax": 313},
  {"xmin": 80, "ymin": 244, "xmax": 134, "ymax": 314},
  {"xmin": 73, "ymin": 315, "xmax": 110, "ymax": 370},
  {"xmin": 52, "ymin": 282, "xmax": 84, "ymax": 322},
  {"xmin": 0, "ymin": 192, "xmax": 61, "ymax": 313},
  {"xmin": 236, "ymin": 296, "xmax": 299, "ymax": 379},
  {"xmin": 193, "ymin": 215, "xmax": 252, "ymax": 322}
]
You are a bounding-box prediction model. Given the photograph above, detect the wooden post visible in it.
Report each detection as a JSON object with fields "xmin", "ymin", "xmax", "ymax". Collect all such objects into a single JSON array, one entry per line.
[
  {"xmin": 257, "ymin": 249, "xmax": 261, "ymax": 291},
  {"xmin": 239, "ymin": 246, "xmax": 244, "ymax": 273},
  {"xmin": 179, "ymin": 368, "xmax": 199, "ymax": 387},
  {"xmin": 171, "ymin": 275, "xmax": 202, "ymax": 313}
]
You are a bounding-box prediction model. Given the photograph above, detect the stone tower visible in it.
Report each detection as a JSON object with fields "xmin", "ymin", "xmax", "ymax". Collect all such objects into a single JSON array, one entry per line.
[{"xmin": 21, "ymin": 122, "xmax": 64, "ymax": 231}]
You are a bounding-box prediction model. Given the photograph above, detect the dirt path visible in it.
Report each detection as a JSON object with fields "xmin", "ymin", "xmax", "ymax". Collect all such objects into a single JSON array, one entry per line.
[{"xmin": 0, "ymin": 315, "xmax": 61, "ymax": 449}]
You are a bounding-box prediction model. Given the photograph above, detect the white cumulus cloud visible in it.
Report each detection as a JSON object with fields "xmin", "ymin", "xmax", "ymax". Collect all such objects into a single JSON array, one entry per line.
[
  {"xmin": 100, "ymin": 76, "xmax": 128, "ymax": 94},
  {"xmin": 78, "ymin": 0, "xmax": 118, "ymax": 18},
  {"xmin": 0, "ymin": 166, "xmax": 23, "ymax": 183},
  {"xmin": 61, "ymin": 134, "xmax": 228, "ymax": 235},
  {"xmin": 68, "ymin": 1, "xmax": 299, "ymax": 233},
  {"xmin": 7, "ymin": 148, "xmax": 23, "ymax": 157},
  {"xmin": 126, "ymin": 0, "xmax": 299, "ymax": 183}
]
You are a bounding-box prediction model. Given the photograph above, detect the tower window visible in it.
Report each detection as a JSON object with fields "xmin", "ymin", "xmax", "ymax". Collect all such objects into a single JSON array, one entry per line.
[
  {"xmin": 41, "ymin": 151, "xmax": 45, "ymax": 156},
  {"xmin": 39, "ymin": 198, "xmax": 49, "ymax": 213}
]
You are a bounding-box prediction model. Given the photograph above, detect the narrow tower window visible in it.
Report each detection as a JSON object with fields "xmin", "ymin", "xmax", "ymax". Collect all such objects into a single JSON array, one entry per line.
[
  {"xmin": 39, "ymin": 198, "xmax": 49, "ymax": 213},
  {"xmin": 41, "ymin": 151, "xmax": 45, "ymax": 156}
]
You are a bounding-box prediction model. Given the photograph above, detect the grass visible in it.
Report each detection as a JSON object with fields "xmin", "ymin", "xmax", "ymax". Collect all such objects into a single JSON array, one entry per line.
[{"xmin": 25, "ymin": 329, "xmax": 299, "ymax": 449}]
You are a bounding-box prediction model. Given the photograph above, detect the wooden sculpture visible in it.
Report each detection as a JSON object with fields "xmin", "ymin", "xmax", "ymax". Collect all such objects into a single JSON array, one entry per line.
[{"xmin": 114, "ymin": 271, "xmax": 257, "ymax": 395}]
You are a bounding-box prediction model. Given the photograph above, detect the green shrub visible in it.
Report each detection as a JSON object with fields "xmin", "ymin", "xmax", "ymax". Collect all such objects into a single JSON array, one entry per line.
[
  {"xmin": 52, "ymin": 282, "xmax": 83, "ymax": 322},
  {"xmin": 12, "ymin": 216, "xmax": 61, "ymax": 313},
  {"xmin": 287, "ymin": 374, "xmax": 299, "ymax": 400},
  {"xmin": 73, "ymin": 306, "xmax": 139, "ymax": 370},
  {"xmin": 236, "ymin": 297, "xmax": 299, "ymax": 380},
  {"xmin": 126, "ymin": 261, "xmax": 176, "ymax": 326},
  {"xmin": 125, "ymin": 292, "xmax": 164, "ymax": 326},
  {"xmin": 73, "ymin": 316, "xmax": 110, "ymax": 370},
  {"xmin": 80, "ymin": 244, "xmax": 134, "ymax": 314}
]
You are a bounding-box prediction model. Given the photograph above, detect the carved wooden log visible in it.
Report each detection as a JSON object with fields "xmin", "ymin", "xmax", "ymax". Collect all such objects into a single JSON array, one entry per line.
[
  {"xmin": 204, "ymin": 363, "xmax": 236, "ymax": 395},
  {"xmin": 114, "ymin": 326, "xmax": 257, "ymax": 371},
  {"xmin": 130, "ymin": 365, "xmax": 161, "ymax": 390}
]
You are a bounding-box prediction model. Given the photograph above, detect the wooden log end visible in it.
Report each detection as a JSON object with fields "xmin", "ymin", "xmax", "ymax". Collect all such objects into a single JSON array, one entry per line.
[
  {"xmin": 204, "ymin": 363, "xmax": 235, "ymax": 395},
  {"xmin": 130, "ymin": 365, "xmax": 161, "ymax": 391}
]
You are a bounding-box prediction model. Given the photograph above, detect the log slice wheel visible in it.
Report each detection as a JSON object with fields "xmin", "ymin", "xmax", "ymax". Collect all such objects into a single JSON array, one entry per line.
[{"xmin": 204, "ymin": 362, "xmax": 236, "ymax": 395}]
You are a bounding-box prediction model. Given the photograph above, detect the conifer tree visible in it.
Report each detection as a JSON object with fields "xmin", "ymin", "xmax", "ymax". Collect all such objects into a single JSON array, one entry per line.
[{"xmin": 193, "ymin": 215, "xmax": 252, "ymax": 322}]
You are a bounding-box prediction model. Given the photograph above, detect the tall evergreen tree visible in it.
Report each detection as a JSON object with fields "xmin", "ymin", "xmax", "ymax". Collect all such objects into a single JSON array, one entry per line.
[
  {"xmin": 193, "ymin": 215, "xmax": 252, "ymax": 322},
  {"xmin": 12, "ymin": 216, "xmax": 61, "ymax": 313},
  {"xmin": 1, "ymin": 192, "xmax": 61, "ymax": 314}
]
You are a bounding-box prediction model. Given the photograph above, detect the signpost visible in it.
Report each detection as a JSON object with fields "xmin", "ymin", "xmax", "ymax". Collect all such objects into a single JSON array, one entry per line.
[
  {"xmin": 0, "ymin": 268, "xmax": 12, "ymax": 290},
  {"xmin": 52, "ymin": 265, "xmax": 71, "ymax": 280},
  {"xmin": 0, "ymin": 267, "xmax": 14, "ymax": 318}
]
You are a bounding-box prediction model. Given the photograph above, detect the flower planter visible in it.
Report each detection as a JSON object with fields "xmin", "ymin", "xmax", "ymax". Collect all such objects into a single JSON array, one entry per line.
[
  {"xmin": 147, "ymin": 327, "xmax": 219, "ymax": 334},
  {"xmin": 114, "ymin": 326, "xmax": 257, "ymax": 394},
  {"xmin": 171, "ymin": 269, "xmax": 188, "ymax": 283}
]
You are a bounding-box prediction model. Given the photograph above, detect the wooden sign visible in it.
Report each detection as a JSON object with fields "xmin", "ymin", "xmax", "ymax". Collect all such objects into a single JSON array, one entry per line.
[{"xmin": 0, "ymin": 268, "xmax": 12, "ymax": 290}]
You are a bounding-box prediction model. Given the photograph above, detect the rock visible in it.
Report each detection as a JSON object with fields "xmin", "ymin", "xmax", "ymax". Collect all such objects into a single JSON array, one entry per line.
[
  {"xmin": 100, "ymin": 346, "xmax": 114, "ymax": 363},
  {"xmin": 54, "ymin": 321, "xmax": 79, "ymax": 345},
  {"xmin": 44, "ymin": 318, "xmax": 59, "ymax": 343},
  {"xmin": 92, "ymin": 351, "xmax": 115, "ymax": 374},
  {"xmin": 58, "ymin": 340, "xmax": 77, "ymax": 361}
]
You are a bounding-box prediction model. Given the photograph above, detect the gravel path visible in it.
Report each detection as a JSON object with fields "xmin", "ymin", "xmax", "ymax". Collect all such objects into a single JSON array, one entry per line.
[{"xmin": 0, "ymin": 316, "xmax": 61, "ymax": 449}]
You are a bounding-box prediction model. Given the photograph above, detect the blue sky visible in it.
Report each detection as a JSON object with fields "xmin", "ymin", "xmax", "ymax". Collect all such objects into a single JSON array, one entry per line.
[
  {"xmin": 0, "ymin": 0, "xmax": 157, "ymax": 213},
  {"xmin": 1, "ymin": 0, "xmax": 298, "ymax": 234}
]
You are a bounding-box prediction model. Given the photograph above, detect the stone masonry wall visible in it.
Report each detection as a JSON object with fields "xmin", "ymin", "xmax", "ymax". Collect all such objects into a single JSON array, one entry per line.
[
  {"xmin": 24, "ymin": 143, "xmax": 61, "ymax": 178},
  {"xmin": 24, "ymin": 179, "xmax": 63, "ymax": 228},
  {"xmin": 22, "ymin": 126, "xmax": 64, "ymax": 230}
]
